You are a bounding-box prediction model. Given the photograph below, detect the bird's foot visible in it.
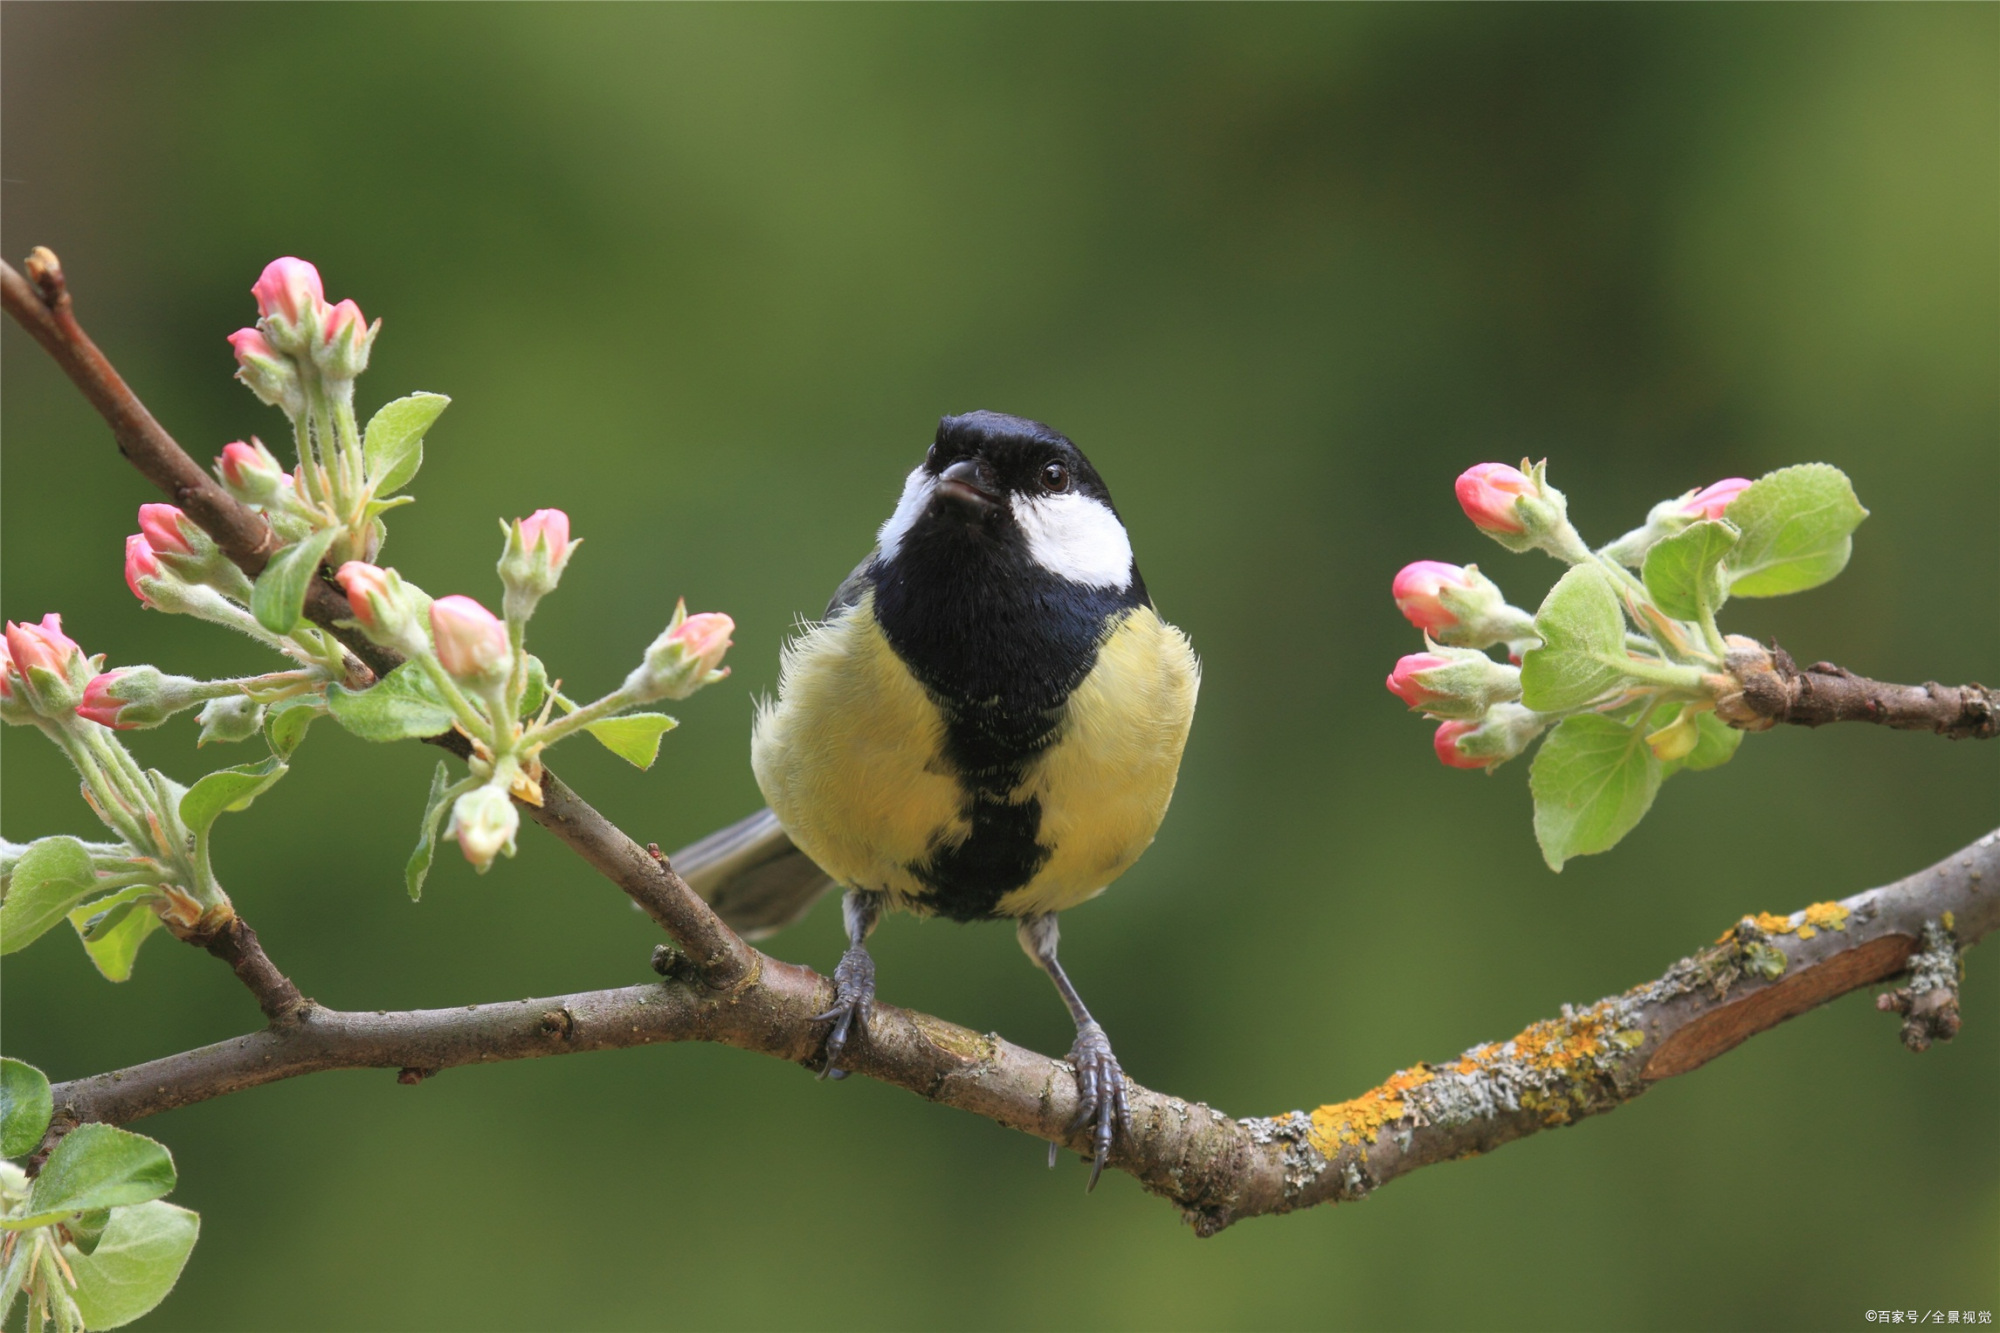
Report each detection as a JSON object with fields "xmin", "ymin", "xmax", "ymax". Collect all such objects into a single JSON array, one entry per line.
[
  {"xmin": 1049, "ymin": 1020, "xmax": 1130, "ymax": 1190},
  {"xmin": 811, "ymin": 943, "xmax": 876, "ymax": 1080}
]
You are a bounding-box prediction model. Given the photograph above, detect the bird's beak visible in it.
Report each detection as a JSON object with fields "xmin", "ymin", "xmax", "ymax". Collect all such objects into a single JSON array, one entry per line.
[{"xmin": 936, "ymin": 458, "xmax": 1000, "ymax": 511}]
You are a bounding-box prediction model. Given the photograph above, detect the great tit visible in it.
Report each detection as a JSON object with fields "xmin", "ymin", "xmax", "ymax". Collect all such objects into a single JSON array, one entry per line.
[{"xmin": 675, "ymin": 410, "xmax": 1198, "ymax": 1185}]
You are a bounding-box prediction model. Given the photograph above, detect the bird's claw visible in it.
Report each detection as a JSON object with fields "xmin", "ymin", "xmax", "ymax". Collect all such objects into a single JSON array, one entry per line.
[
  {"xmin": 1051, "ymin": 1020, "xmax": 1128, "ymax": 1190},
  {"xmin": 811, "ymin": 944, "xmax": 876, "ymax": 1080}
]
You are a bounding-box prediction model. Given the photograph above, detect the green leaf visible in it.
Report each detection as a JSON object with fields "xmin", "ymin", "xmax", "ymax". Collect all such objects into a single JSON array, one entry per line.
[
  {"xmin": 5, "ymin": 1125, "xmax": 175, "ymax": 1229},
  {"xmin": 1519, "ymin": 564, "xmax": 1632, "ymax": 712},
  {"xmin": 584, "ymin": 712, "xmax": 680, "ymax": 769},
  {"xmin": 68, "ymin": 887, "xmax": 164, "ymax": 984},
  {"xmin": 0, "ymin": 837, "xmax": 99, "ymax": 957},
  {"xmin": 250, "ymin": 527, "xmax": 339, "ymax": 634},
  {"xmin": 362, "ymin": 392, "xmax": 449, "ymax": 497},
  {"xmin": 405, "ymin": 762, "xmax": 460, "ymax": 902},
  {"xmin": 0, "ymin": 1059, "xmax": 53, "ymax": 1158},
  {"xmin": 1724, "ymin": 464, "xmax": 1868, "ymax": 598},
  {"xmin": 519, "ymin": 655, "xmax": 550, "ymax": 721},
  {"xmin": 1642, "ymin": 519, "xmax": 1738, "ymax": 623},
  {"xmin": 66, "ymin": 1208, "xmax": 111, "ymax": 1257},
  {"xmin": 1529, "ymin": 713, "xmax": 1664, "ymax": 872},
  {"xmin": 1677, "ymin": 710, "xmax": 1745, "ymax": 773},
  {"xmin": 66, "ymin": 1200, "xmax": 200, "ymax": 1329},
  {"xmin": 265, "ymin": 697, "xmax": 322, "ymax": 759},
  {"xmin": 326, "ymin": 662, "xmax": 455, "ymax": 742},
  {"xmin": 178, "ymin": 756, "xmax": 289, "ymax": 839}
]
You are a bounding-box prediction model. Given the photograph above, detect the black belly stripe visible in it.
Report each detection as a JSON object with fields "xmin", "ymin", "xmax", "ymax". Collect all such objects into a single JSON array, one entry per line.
[{"xmin": 869, "ymin": 505, "xmax": 1147, "ymax": 922}]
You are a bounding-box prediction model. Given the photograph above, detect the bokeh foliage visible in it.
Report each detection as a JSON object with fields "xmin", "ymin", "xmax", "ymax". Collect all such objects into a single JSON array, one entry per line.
[{"xmin": 3, "ymin": 5, "xmax": 1994, "ymax": 1329}]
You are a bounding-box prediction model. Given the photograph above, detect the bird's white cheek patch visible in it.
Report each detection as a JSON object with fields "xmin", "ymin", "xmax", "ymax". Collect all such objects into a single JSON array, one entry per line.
[
  {"xmin": 876, "ymin": 467, "xmax": 935, "ymax": 562},
  {"xmin": 1011, "ymin": 493, "xmax": 1134, "ymax": 590}
]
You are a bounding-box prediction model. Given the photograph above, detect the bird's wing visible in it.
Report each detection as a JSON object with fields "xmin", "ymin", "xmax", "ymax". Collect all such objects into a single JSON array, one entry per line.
[{"xmin": 666, "ymin": 807, "xmax": 836, "ymax": 940}]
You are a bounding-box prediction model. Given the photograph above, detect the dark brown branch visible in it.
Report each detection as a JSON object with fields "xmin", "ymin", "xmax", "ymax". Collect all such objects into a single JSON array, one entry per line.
[
  {"xmin": 182, "ymin": 915, "xmax": 309, "ymax": 1026},
  {"xmin": 1715, "ymin": 639, "xmax": 1997, "ymax": 740},
  {"xmin": 43, "ymin": 828, "xmax": 1998, "ymax": 1234},
  {"xmin": 1, "ymin": 249, "xmax": 748, "ymax": 981}
]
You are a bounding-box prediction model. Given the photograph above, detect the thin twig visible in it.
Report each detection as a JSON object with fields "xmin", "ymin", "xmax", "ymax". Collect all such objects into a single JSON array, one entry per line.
[
  {"xmin": 1715, "ymin": 640, "xmax": 1997, "ymax": 740},
  {"xmin": 183, "ymin": 915, "xmax": 309, "ymax": 1026},
  {"xmin": 41, "ymin": 829, "xmax": 1998, "ymax": 1233}
]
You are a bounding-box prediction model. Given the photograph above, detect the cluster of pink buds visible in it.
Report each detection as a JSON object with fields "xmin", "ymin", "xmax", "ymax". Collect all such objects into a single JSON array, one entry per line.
[
  {"xmin": 2, "ymin": 616, "xmax": 96, "ymax": 720},
  {"xmin": 231, "ymin": 257, "xmax": 379, "ymax": 400}
]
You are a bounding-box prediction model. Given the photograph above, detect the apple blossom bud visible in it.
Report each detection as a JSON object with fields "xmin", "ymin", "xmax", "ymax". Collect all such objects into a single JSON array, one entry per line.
[
  {"xmin": 336, "ymin": 562, "xmax": 432, "ymax": 658},
  {"xmin": 251, "ymin": 257, "xmax": 325, "ymax": 326},
  {"xmin": 497, "ymin": 508, "xmax": 580, "ymax": 622},
  {"xmin": 229, "ymin": 327, "xmax": 305, "ymax": 417},
  {"xmin": 137, "ymin": 503, "xmax": 195, "ymax": 557},
  {"xmin": 1391, "ymin": 560, "xmax": 1538, "ymax": 651},
  {"xmin": 133, "ymin": 505, "xmax": 254, "ymax": 601},
  {"xmin": 1432, "ymin": 702, "xmax": 1549, "ymax": 771},
  {"xmin": 429, "ymin": 595, "xmax": 512, "ymax": 684},
  {"xmin": 197, "ymin": 694, "xmax": 266, "ymax": 746},
  {"xmin": 1455, "ymin": 460, "xmax": 1585, "ymax": 560},
  {"xmin": 314, "ymin": 298, "xmax": 378, "ymax": 381},
  {"xmin": 1680, "ymin": 478, "xmax": 1752, "ymax": 522},
  {"xmin": 125, "ymin": 535, "xmax": 166, "ymax": 606},
  {"xmin": 624, "ymin": 601, "xmax": 733, "ymax": 702},
  {"xmin": 4, "ymin": 615, "xmax": 93, "ymax": 715},
  {"xmin": 1386, "ymin": 647, "xmax": 1521, "ymax": 720},
  {"xmin": 447, "ymin": 781, "xmax": 519, "ymax": 872},
  {"xmin": 0, "ymin": 642, "xmax": 31, "ymax": 727},
  {"xmin": 216, "ymin": 439, "xmax": 287, "ymax": 506},
  {"xmin": 76, "ymin": 667, "xmax": 213, "ymax": 731}
]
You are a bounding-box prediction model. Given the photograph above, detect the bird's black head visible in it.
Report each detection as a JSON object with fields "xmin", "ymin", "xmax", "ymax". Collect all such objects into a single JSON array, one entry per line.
[{"xmin": 874, "ymin": 410, "xmax": 1138, "ymax": 594}]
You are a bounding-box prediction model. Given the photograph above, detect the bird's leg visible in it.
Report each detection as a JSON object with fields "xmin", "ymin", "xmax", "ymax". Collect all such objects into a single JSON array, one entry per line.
[
  {"xmin": 1017, "ymin": 913, "xmax": 1129, "ymax": 1191},
  {"xmin": 813, "ymin": 889, "xmax": 883, "ymax": 1080}
]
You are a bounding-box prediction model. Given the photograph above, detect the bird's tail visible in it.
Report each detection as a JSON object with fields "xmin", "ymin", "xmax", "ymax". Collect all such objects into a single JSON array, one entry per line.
[{"xmin": 666, "ymin": 807, "xmax": 835, "ymax": 940}]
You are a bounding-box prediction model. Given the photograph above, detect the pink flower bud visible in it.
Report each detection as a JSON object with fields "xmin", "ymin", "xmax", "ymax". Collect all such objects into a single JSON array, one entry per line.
[
  {"xmin": 229, "ymin": 327, "xmax": 304, "ymax": 414},
  {"xmin": 1434, "ymin": 720, "xmax": 1489, "ymax": 770},
  {"xmin": 76, "ymin": 671, "xmax": 135, "ymax": 729},
  {"xmin": 227, "ymin": 326, "xmax": 279, "ymax": 365},
  {"xmin": 1681, "ymin": 478, "xmax": 1752, "ymax": 522},
  {"xmin": 137, "ymin": 503, "xmax": 196, "ymax": 557},
  {"xmin": 1455, "ymin": 463, "xmax": 1536, "ymax": 535},
  {"xmin": 251, "ymin": 257, "xmax": 325, "ymax": 324},
  {"xmin": 323, "ymin": 298, "xmax": 366, "ymax": 343},
  {"xmin": 5, "ymin": 614, "xmax": 81, "ymax": 678},
  {"xmin": 668, "ymin": 612, "xmax": 734, "ymax": 678},
  {"xmin": 336, "ymin": 562, "xmax": 394, "ymax": 630},
  {"xmin": 125, "ymin": 535, "xmax": 165, "ymax": 605},
  {"xmin": 519, "ymin": 508, "xmax": 570, "ymax": 555},
  {"xmin": 1391, "ymin": 561, "xmax": 1474, "ymax": 634},
  {"xmin": 430, "ymin": 595, "xmax": 511, "ymax": 682},
  {"xmin": 1386, "ymin": 653, "xmax": 1453, "ymax": 709},
  {"xmin": 217, "ymin": 439, "xmax": 288, "ymax": 505}
]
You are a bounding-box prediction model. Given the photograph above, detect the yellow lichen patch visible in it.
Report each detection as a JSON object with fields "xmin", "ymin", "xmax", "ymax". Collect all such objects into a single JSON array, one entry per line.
[
  {"xmin": 1801, "ymin": 901, "xmax": 1850, "ymax": 934},
  {"xmin": 1306, "ymin": 1066, "xmax": 1435, "ymax": 1155},
  {"xmin": 1720, "ymin": 902, "xmax": 1851, "ymax": 945}
]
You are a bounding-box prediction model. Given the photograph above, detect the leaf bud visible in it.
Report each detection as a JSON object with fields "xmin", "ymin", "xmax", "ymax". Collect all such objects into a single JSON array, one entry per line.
[
  {"xmin": 336, "ymin": 562, "xmax": 433, "ymax": 659},
  {"xmin": 197, "ymin": 694, "xmax": 266, "ymax": 746},
  {"xmin": 429, "ymin": 595, "xmax": 512, "ymax": 684},
  {"xmin": 1386, "ymin": 647, "xmax": 1521, "ymax": 720},
  {"xmin": 624, "ymin": 601, "xmax": 733, "ymax": 702},
  {"xmin": 1432, "ymin": 702, "xmax": 1549, "ymax": 771},
  {"xmin": 447, "ymin": 780, "xmax": 520, "ymax": 872},
  {"xmin": 1391, "ymin": 560, "xmax": 1538, "ymax": 651},
  {"xmin": 497, "ymin": 508, "xmax": 580, "ymax": 622},
  {"xmin": 1456, "ymin": 460, "xmax": 1586, "ymax": 560}
]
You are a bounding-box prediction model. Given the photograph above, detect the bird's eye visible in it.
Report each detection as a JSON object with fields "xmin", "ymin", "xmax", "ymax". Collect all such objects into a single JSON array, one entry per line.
[{"xmin": 1041, "ymin": 461, "xmax": 1071, "ymax": 493}]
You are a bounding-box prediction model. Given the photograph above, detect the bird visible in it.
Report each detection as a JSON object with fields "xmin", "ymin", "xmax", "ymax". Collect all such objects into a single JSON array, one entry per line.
[{"xmin": 675, "ymin": 410, "xmax": 1198, "ymax": 1187}]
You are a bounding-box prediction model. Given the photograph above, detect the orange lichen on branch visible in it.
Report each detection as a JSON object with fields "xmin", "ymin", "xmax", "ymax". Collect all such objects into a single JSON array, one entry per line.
[
  {"xmin": 1716, "ymin": 901, "xmax": 1854, "ymax": 944},
  {"xmin": 1306, "ymin": 1066, "xmax": 1434, "ymax": 1154}
]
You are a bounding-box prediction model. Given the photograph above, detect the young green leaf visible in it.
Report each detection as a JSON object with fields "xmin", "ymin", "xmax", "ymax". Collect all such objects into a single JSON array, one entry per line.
[
  {"xmin": 68, "ymin": 886, "xmax": 165, "ymax": 984},
  {"xmin": 250, "ymin": 527, "xmax": 339, "ymax": 634},
  {"xmin": 1642, "ymin": 519, "xmax": 1737, "ymax": 623},
  {"xmin": 326, "ymin": 662, "xmax": 455, "ymax": 742},
  {"xmin": 0, "ymin": 1058, "xmax": 53, "ymax": 1158},
  {"xmin": 1529, "ymin": 713, "xmax": 1664, "ymax": 872},
  {"xmin": 1519, "ymin": 564, "xmax": 1631, "ymax": 712},
  {"xmin": 179, "ymin": 756, "xmax": 289, "ymax": 838},
  {"xmin": 585, "ymin": 712, "xmax": 680, "ymax": 769},
  {"xmin": 519, "ymin": 654, "xmax": 550, "ymax": 721},
  {"xmin": 265, "ymin": 697, "xmax": 322, "ymax": 759},
  {"xmin": 66, "ymin": 1200, "xmax": 201, "ymax": 1329},
  {"xmin": 405, "ymin": 761, "xmax": 465, "ymax": 902},
  {"xmin": 1676, "ymin": 710, "xmax": 1745, "ymax": 773},
  {"xmin": 5, "ymin": 1125, "xmax": 175, "ymax": 1229},
  {"xmin": 1724, "ymin": 464, "xmax": 1868, "ymax": 598},
  {"xmin": 0, "ymin": 837, "xmax": 100, "ymax": 957},
  {"xmin": 361, "ymin": 392, "xmax": 450, "ymax": 497}
]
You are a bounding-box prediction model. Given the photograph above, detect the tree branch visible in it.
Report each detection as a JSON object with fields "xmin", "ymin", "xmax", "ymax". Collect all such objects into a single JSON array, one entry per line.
[
  {"xmin": 1716, "ymin": 640, "xmax": 1997, "ymax": 740},
  {"xmin": 42, "ymin": 828, "xmax": 1997, "ymax": 1234},
  {"xmin": 182, "ymin": 915, "xmax": 308, "ymax": 1026}
]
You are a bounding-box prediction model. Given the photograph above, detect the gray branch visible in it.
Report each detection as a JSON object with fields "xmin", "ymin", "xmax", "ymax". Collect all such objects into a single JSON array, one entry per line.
[{"xmin": 47, "ymin": 829, "xmax": 1996, "ymax": 1234}]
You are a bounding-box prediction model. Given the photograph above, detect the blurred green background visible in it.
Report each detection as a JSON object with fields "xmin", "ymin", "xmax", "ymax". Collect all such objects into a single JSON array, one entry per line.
[{"xmin": 4, "ymin": 5, "xmax": 1995, "ymax": 1330}]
